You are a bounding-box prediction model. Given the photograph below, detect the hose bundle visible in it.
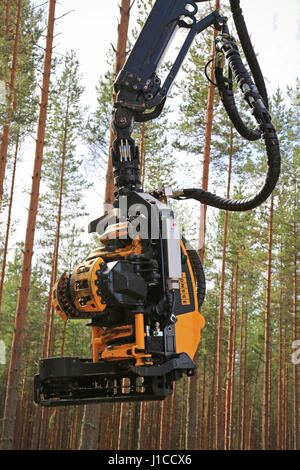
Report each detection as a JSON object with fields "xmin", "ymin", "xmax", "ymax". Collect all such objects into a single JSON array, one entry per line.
[{"xmin": 173, "ymin": 0, "xmax": 281, "ymax": 212}]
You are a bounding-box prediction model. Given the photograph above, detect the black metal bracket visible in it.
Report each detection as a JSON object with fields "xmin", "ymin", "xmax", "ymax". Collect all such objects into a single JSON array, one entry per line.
[{"xmin": 33, "ymin": 353, "xmax": 195, "ymax": 407}]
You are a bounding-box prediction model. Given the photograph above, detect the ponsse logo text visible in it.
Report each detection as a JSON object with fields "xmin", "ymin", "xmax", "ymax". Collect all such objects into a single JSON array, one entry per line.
[{"xmin": 179, "ymin": 272, "xmax": 190, "ymax": 306}]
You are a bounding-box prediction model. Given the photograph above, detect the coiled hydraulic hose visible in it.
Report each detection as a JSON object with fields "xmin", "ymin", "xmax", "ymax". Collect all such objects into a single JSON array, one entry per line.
[
  {"xmin": 173, "ymin": 0, "xmax": 281, "ymax": 212},
  {"xmin": 229, "ymin": 0, "xmax": 269, "ymax": 110}
]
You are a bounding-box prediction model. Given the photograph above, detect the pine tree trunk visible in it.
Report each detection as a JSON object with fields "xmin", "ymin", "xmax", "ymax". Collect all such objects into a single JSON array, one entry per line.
[
  {"xmin": 37, "ymin": 85, "xmax": 71, "ymax": 450},
  {"xmin": 262, "ymin": 195, "xmax": 273, "ymax": 450},
  {"xmin": 241, "ymin": 303, "xmax": 248, "ymax": 449},
  {"xmin": 115, "ymin": 404, "xmax": 121, "ymax": 449},
  {"xmin": 61, "ymin": 407, "xmax": 69, "ymax": 450},
  {"xmin": 179, "ymin": 378, "xmax": 187, "ymax": 448},
  {"xmin": 292, "ymin": 221, "xmax": 298, "ymax": 450},
  {"xmin": 69, "ymin": 406, "xmax": 80, "ymax": 450},
  {"xmin": 203, "ymin": 379, "xmax": 210, "ymax": 449},
  {"xmin": 46, "ymin": 110, "xmax": 69, "ymax": 357},
  {"xmin": 185, "ymin": 377, "xmax": 191, "ymax": 448},
  {"xmin": 198, "ymin": 0, "xmax": 220, "ymax": 263},
  {"xmin": 277, "ymin": 266, "xmax": 283, "ymax": 449},
  {"xmin": 224, "ymin": 269, "xmax": 234, "ymax": 449},
  {"xmin": 40, "ymin": 315, "xmax": 67, "ymax": 450},
  {"xmin": 137, "ymin": 402, "xmax": 147, "ymax": 450},
  {"xmin": 127, "ymin": 403, "xmax": 135, "ymax": 449},
  {"xmin": 98, "ymin": 404, "xmax": 108, "ymax": 449},
  {"xmin": 0, "ymin": 0, "xmax": 22, "ymax": 209},
  {"xmin": 4, "ymin": 1, "xmax": 10, "ymax": 37},
  {"xmin": 159, "ymin": 400, "xmax": 165, "ymax": 450},
  {"xmin": 13, "ymin": 332, "xmax": 31, "ymax": 449},
  {"xmin": 104, "ymin": 0, "xmax": 131, "ymax": 208},
  {"xmin": 53, "ymin": 408, "xmax": 63, "ymax": 449},
  {"xmin": 209, "ymin": 313, "xmax": 218, "ymax": 449},
  {"xmin": 143, "ymin": 402, "xmax": 150, "ymax": 449},
  {"xmin": 113, "ymin": 403, "xmax": 122, "ymax": 449},
  {"xmin": 216, "ymin": 126, "xmax": 233, "ymax": 449},
  {"xmin": 164, "ymin": 397, "xmax": 172, "ymax": 449},
  {"xmin": 0, "ymin": 0, "xmax": 56, "ymax": 450},
  {"xmin": 79, "ymin": 404, "xmax": 101, "ymax": 450},
  {"xmin": 282, "ymin": 312, "xmax": 288, "ymax": 449},
  {"xmin": 106, "ymin": 405, "xmax": 112, "ymax": 449},
  {"xmin": 246, "ymin": 356, "xmax": 261, "ymax": 449},
  {"xmin": 155, "ymin": 402, "xmax": 160, "ymax": 449},
  {"xmin": 236, "ymin": 296, "xmax": 244, "ymax": 449},
  {"xmin": 228, "ymin": 262, "xmax": 238, "ymax": 449},
  {"xmin": 20, "ymin": 372, "xmax": 35, "ymax": 449},
  {"xmin": 148, "ymin": 402, "xmax": 155, "ymax": 449},
  {"xmin": 47, "ymin": 408, "xmax": 57, "ymax": 450},
  {"xmin": 199, "ymin": 354, "xmax": 207, "ymax": 449},
  {"xmin": 0, "ymin": 128, "xmax": 20, "ymax": 310},
  {"xmin": 117, "ymin": 402, "xmax": 126, "ymax": 450}
]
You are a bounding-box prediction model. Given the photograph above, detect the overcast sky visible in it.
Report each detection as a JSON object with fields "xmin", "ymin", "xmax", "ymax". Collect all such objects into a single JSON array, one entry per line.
[
  {"xmin": 46, "ymin": 0, "xmax": 300, "ymax": 105},
  {"xmin": 9, "ymin": 0, "xmax": 300, "ymax": 243}
]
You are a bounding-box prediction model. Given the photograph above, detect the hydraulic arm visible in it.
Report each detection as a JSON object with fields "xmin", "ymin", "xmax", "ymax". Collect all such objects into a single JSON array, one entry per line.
[{"xmin": 34, "ymin": 0, "xmax": 280, "ymax": 407}]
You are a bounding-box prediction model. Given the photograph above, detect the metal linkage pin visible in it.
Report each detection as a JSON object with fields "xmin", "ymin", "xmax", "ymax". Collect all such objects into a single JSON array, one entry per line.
[
  {"xmin": 119, "ymin": 140, "xmax": 125, "ymax": 161},
  {"xmin": 126, "ymin": 139, "xmax": 131, "ymax": 161}
]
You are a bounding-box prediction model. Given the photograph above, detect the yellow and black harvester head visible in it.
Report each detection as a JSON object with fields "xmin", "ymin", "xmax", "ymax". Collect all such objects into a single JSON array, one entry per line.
[{"xmin": 34, "ymin": 191, "xmax": 205, "ymax": 406}]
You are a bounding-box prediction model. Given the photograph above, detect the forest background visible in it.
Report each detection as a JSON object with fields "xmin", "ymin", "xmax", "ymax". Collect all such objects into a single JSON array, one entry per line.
[{"xmin": 0, "ymin": 0, "xmax": 299, "ymax": 451}]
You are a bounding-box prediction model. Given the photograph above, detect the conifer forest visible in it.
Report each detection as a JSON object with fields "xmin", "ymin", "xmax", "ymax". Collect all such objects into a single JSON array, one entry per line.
[{"xmin": 0, "ymin": 0, "xmax": 299, "ymax": 452}]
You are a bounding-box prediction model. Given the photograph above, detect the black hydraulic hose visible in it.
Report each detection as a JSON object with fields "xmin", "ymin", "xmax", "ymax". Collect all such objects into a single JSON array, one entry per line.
[
  {"xmin": 182, "ymin": 237, "xmax": 206, "ymax": 308},
  {"xmin": 186, "ymin": 247, "xmax": 206, "ymax": 308},
  {"xmin": 175, "ymin": 49, "xmax": 281, "ymax": 211},
  {"xmin": 229, "ymin": 0, "xmax": 269, "ymax": 109},
  {"xmin": 214, "ymin": 44, "xmax": 261, "ymax": 142},
  {"xmin": 172, "ymin": 1, "xmax": 281, "ymax": 212}
]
